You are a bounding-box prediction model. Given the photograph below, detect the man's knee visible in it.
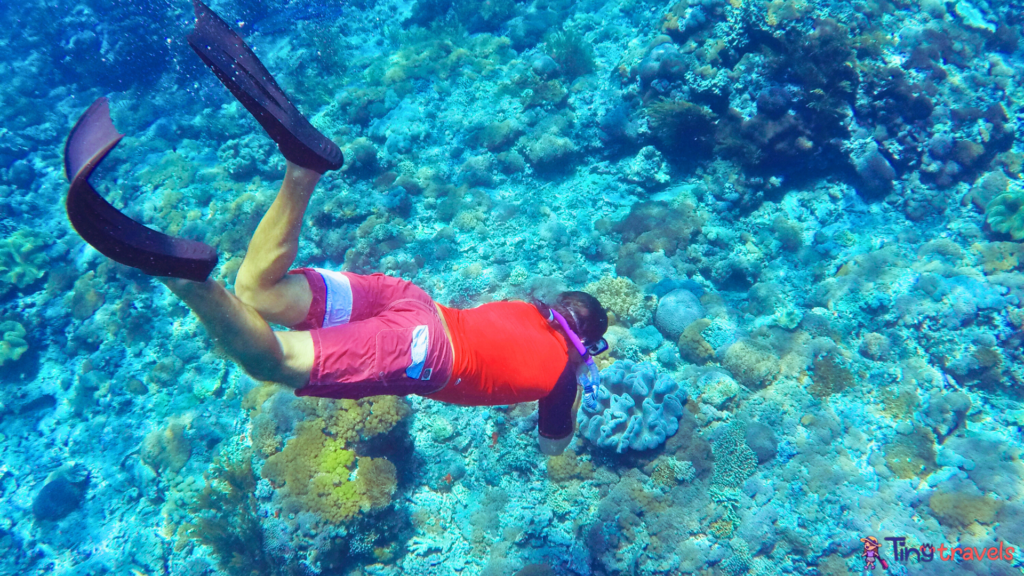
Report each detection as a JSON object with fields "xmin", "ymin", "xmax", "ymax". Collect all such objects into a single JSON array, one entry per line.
[
  {"xmin": 233, "ymin": 275, "xmax": 264, "ymax": 309},
  {"xmin": 234, "ymin": 271, "xmax": 282, "ymax": 316},
  {"xmin": 234, "ymin": 346, "xmax": 291, "ymax": 385},
  {"xmin": 240, "ymin": 331, "xmax": 312, "ymax": 387}
]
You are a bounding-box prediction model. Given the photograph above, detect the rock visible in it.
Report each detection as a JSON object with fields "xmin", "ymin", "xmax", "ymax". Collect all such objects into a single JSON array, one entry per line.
[
  {"xmin": 531, "ymin": 55, "xmax": 559, "ymax": 79},
  {"xmin": 32, "ymin": 476, "xmax": 85, "ymax": 521},
  {"xmin": 745, "ymin": 422, "xmax": 778, "ymax": 464},
  {"xmin": 854, "ymin": 142, "xmax": 896, "ymax": 196}
]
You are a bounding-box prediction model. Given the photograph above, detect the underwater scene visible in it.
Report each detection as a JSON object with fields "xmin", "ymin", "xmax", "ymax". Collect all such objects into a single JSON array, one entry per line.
[{"xmin": 2, "ymin": 0, "xmax": 1024, "ymax": 574}]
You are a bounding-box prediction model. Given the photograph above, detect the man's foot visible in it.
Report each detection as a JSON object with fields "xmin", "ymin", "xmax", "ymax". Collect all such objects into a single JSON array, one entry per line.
[{"xmin": 65, "ymin": 97, "xmax": 218, "ymax": 282}]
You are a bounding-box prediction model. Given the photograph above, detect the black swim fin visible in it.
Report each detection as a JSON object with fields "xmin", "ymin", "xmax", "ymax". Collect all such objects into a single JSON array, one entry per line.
[
  {"xmin": 64, "ymin": 97, "xmax": 219, "ymax": 282},
  {"xmin": 187, "ymin": 0, "xmax": 343, "ymax": 174}
]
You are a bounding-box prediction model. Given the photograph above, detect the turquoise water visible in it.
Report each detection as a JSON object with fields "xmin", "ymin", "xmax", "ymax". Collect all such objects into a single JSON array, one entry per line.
[{"xmin": 2, "ymin": 0, "xmax": 1024, "ymax": 574}]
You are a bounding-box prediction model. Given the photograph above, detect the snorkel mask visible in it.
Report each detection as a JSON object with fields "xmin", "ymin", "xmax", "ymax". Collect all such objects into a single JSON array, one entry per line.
[{"xmin": 548, "ymin": 308, "xmax": 608, "ymax": 411}]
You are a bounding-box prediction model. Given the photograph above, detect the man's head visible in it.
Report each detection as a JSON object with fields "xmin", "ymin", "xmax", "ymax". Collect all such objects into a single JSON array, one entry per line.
[{"xmin": 554, "ymin": 291, "xmax": 608, "ymax": 347}]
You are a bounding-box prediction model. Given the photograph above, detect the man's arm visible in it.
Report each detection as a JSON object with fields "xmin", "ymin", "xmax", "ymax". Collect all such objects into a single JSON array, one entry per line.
[{"xmin": 537, "ymin": 363, "xmax": 582, "ymax": 455}]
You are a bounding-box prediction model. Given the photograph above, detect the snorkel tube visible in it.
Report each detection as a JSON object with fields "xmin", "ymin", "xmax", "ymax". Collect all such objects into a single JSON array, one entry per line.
[{"xmin": 549, "ymin": 309, "xmax": 601, "ymax": 411}]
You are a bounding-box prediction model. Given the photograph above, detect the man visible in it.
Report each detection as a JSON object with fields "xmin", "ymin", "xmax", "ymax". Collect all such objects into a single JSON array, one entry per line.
[{"xmin": 63, "ymin": 0, "xmax": 608, "ymax": 455}]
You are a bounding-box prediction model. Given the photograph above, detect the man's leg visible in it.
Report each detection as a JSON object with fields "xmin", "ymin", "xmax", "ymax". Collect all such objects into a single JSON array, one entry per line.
[
  {"xmin": 234, "ymin": 162, "xmax": 322, "ymax": 326},
  {"xmin": 157, "ymin": 161, "xmax": 321, "ymax": 387},
  {"xmin": 162, "ymin": 277, "xmax": 313, "ymax": 387}
]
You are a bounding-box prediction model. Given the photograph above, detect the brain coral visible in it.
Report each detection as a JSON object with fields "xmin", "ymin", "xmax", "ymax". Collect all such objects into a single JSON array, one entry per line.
[
  {"xmin": 655, "ymin": 289, "xmax": 704, "ymax": 339},
  {"xmin": 0, "ymin": 321, "xmax": 28, "ymax": 366},
  {"xmin": 986, "ymin": 191, "xmax": 1024, "ymax": 239},
  {"xmin": 722, "ymin": 339, "xmax": 779, "ymax": 389},
  {"xmin": 579, "ymin": 361, "xmax": 687, "ymax": 452},
  {"xmin": 0, "ymin": 229, "xmax": 51, "ymax": 296}
]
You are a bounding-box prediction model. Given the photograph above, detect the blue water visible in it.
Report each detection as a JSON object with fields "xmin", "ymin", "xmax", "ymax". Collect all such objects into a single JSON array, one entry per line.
[{"xmin": 2, "ymin": 0, "xmax": 1024, "ymax": 574}]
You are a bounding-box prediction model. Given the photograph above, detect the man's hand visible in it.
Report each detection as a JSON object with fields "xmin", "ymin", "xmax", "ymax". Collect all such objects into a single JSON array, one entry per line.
[
  {"xmin": 539, "ymin": 384, "xmax": 583, "ymax": 456},
  {"xmin": 539, "ymin": 433, "xmax": 572, "ymax": 456}
]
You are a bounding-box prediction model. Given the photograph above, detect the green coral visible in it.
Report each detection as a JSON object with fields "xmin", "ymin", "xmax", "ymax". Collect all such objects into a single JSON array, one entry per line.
[
  {"xmin": 0, "ymin": 321, "xmax": 27, "ymax": 366},
  {"xmin": 427, "ymin": 416, "xmax": 455, "ymax": 442},
  {"xmin": 646, "ymin": 99, "xmax": 717, "ymax": 160},
  {"xmin": 0, "ymin": 229, "xmax": 51, "ymax": 296},
  {"xmin": 544, "ymin": 29, "xmax": 595, "ymax": 80},
  {"xmin": 174, "ymin": 451, "xmax": 281, "ymax": 576},
  {"xmin": 711, "ymin": 423, "xmax": 757, "ymax": 489},
  {"xmin": 986, "ymin": 191, "xmax": 1024, "ymax": 239}
]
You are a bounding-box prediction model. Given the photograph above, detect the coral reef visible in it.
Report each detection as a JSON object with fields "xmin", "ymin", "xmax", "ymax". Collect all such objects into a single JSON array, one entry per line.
[
  {"xmin": 579, "ymin": 361, "xmax": 687, "ymax": 452},
  {"xmin": 3, "ymin": 0, "xmax": 1024, "ymax": 573}
]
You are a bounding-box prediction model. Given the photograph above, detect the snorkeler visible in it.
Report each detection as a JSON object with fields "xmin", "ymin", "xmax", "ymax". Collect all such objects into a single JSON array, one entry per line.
[{"xmin": 63, "ymin": 0, "xmax": 608, "ymax": 456}]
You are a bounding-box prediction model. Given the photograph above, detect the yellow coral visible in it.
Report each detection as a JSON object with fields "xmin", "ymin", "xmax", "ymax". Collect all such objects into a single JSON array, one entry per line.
[
  {"xmin": 262, "ymin": 419, "xmax": 362, "ymax": 523},
  {"xmin": 883, "ymin": 426, "xmax": 937, "ymax": 480},
  {"xmin": 929, "ymin": 491, "xmax": 1003, "ymax": 528},
  {"xmin": 880, "ymin": 386, "xmax": 920, "ymax": 421},
  {"xmin": 242, "ymin": 385, "xmax": 278, "ymax": 412},
  {"xmin": 678, "ymin": 318, "xmax": 714, "ymax": 364},
  {"xmin": 362, "ymin": 396, "xmax": 411, "ymax": 438},
  {"xmin": 356, "ymin": 456, "xmax": 398, "ymax": 509},
  {"xmin": 650, "ymin": 456, "xmax": 695, "ymax": 487},
  {"xmin": 250, "ymin": 413, "xmax": 282, "ymax": 457},
  {"xmin": 546, "ymin": 452, "xmax": 594, "ymax": 482},
  {"xmin": 766, "ymin": 0, "xmax": 810, "ymax": 26},
  {"xmin": 722, "ymin": 339, "xmax": 780, "ymax": 389},
  {"xmin": 141, "ymin": 416, "xmax": 194, "ymax": 474},
  {"xmin": 584, "ymin": 276, "xmax": 655, "ymax": 327},
  {"xmin": 972, "ymin": 241, "xmax": 1024, "ymax": 274},
  {"xmin": 260, "ymin": 398, "xmax": 406, "ymax": 524}
]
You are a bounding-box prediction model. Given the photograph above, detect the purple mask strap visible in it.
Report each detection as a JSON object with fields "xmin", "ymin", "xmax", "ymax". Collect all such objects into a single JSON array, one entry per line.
[
  {"xmin": 549, "ymin": 309, "xmax": 600, "ymax": 409},
  {"xmin": 549, "ymin": 309, "xmax": 588, "ymax": 357}
]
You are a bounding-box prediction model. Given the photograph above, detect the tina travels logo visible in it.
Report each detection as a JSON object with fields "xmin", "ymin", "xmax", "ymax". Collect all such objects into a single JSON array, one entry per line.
[{"xmin": 860, "ymin": 536, "xmax": 1016, "ymax": 571}]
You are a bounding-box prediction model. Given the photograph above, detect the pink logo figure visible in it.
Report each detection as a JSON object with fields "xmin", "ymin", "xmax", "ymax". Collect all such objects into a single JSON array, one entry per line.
[{"xmin": 861, "ymin": 536, "xmax": 890, "ymax": 571}]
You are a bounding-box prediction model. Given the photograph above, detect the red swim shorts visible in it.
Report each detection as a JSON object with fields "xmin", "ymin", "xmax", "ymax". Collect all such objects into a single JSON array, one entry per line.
[{"xmin": 287, "ymin": 269, "xmax": 453, "ymax": 399}]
